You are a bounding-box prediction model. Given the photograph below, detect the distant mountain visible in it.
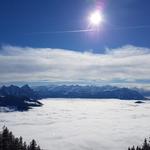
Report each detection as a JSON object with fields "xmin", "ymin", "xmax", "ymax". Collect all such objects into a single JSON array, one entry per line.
[
  {"xmin": 0, "ymin": 85, "xmax": 146, "ymax": 110},
  {"xmin": 133, "ymin": 88, "xmax": 150, "ymax": 97},
  {"xmin": 33, "ymin": 85, "xmax": 146, "ymax": 100},
  {"xmin": 0, "ymin": 85, "xmax": 42, "ymax": 111}
]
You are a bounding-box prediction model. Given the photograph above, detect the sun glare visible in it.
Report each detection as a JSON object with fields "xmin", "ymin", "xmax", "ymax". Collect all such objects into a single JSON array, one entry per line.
[{"xmin": 89, "ymin": 10, "xmax": 103, "ymax": 26}]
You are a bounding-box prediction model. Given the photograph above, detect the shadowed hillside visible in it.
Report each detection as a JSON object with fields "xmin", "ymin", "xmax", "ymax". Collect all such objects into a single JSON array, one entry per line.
[{"xmin": 0, "ymin": 85, "xmax": 42, "ymax": 111}]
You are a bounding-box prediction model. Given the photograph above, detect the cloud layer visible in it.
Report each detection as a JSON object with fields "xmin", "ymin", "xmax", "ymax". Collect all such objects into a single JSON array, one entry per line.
[{"xmin": 0, "ymin": 45, "xmax": 150, "ymax": 88}]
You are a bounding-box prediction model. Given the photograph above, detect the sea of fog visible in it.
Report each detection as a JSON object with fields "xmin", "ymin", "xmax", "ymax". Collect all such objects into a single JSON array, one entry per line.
[{"xmin": 0, "ymin": 99, "xmax": 150, "ymax": 150}]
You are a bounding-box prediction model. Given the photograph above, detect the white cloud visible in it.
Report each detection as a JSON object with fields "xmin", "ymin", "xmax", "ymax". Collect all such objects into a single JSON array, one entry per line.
[{"xmin": 0, "ymin": 45, "xmax": 150, "ymax": 88}]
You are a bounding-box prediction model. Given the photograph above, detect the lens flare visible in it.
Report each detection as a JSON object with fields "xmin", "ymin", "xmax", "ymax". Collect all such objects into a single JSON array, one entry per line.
[{"xmin": 89, "ymin": 10, "xmax": 103, "ymax": 26}]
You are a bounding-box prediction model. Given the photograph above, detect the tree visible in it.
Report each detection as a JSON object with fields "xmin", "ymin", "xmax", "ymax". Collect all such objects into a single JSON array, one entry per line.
[
  {"xmin": 128, "ymin": 138, "xmax": 150, "ymax": 150},
  {"xmin": 0, "ymin": 127, "xmax": 41, "ymax": 150},
  {"xmin": 28, "ymin": 139, "xmax": 37, "ymax": 150}
]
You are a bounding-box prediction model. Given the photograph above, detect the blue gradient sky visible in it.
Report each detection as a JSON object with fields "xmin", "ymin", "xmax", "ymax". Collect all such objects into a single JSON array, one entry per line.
[{"xmin": 0, "ymin": 0, "xmax": 150, "ymax": 52}]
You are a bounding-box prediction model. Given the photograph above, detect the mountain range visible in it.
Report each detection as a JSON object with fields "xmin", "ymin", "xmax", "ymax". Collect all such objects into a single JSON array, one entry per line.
[
  {"xmin": 33, "ymin": 85, "xmax": 147, "ymax": 100},
  {"xmin": 0, "ymin": 84, "xmax": 148, "ymax": 111}
]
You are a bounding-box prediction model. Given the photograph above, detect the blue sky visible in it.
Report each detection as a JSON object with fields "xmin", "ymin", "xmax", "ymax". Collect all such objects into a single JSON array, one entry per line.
[
  {"xmin": 0, "ymin": 0, "xmax": 150, "ymax": 88},
  {"xmin": 0, "ymin": 0, "xmax": 150, "ymax": 51}
]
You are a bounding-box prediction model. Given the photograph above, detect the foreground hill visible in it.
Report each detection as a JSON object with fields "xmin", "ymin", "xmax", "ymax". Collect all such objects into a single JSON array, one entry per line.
[{"xmin": 34, "ymin": 85, "xmax": 147, "ymax": 100}]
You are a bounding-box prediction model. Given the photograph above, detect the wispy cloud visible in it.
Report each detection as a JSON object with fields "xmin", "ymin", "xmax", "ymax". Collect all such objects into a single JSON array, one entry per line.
[{"xmin": 0, "ymin": 45, "xmax": 150, "ymax": 88}]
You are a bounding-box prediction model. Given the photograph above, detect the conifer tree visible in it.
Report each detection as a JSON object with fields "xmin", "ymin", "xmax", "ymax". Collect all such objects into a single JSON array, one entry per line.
[
  {"xmin": 0, "ymin": 127, "xmax": 41, "ymax": 150},
  {"xmin": 128, "ymin": 138, "xmax": 150, "ymax": 150}
]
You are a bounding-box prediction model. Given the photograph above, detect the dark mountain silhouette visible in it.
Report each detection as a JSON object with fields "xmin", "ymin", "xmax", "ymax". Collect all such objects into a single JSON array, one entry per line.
[
  {"xmin": 0, "ymin": 95, "xmax": 42, "ymax": 111},
  {"xmin": 135, "ymin": 100, "xmax": 145, "ymax": 104},
  {"xmin": 33, "ymin": 85, "xmax": 146, "ymax": 100},
  {"xmin": 0, "ymin": 85, "xmax": 38, "ymax": 100},
  {"xmin": 0, "ymin": 85, "xmax": 42, "ymax": 111}
]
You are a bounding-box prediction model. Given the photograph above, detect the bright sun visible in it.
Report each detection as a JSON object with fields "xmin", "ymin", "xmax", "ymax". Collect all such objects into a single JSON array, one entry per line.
[{"xmin": 89, "ymin": 10, "xmax": 103, "ymax": 26}]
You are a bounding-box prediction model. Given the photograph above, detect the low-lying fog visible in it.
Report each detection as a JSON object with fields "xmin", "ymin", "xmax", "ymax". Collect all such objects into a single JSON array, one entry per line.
[{"xmin": 1, "ymin": 99, "xmax": 150, "ymax": 150}]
